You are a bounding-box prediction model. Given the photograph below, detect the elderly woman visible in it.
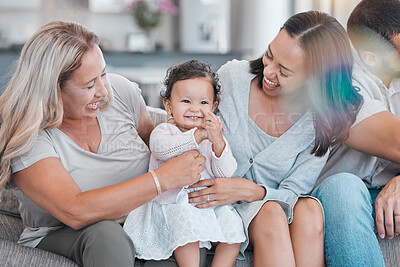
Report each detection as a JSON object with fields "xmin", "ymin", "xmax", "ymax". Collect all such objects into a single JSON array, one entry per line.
[
  {"xmin": 0, "ymin": 21, "xmax": 205, "ymax": 267},
  {"xmin": 188, "ymin": 11, "xmax": 363, "ymax": 267}
]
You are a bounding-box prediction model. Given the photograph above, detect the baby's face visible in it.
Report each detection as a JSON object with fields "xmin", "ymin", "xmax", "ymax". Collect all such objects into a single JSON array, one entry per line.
[{"xmin": 163, "ymin": 76, "xmax": 217, "ymax": 132}]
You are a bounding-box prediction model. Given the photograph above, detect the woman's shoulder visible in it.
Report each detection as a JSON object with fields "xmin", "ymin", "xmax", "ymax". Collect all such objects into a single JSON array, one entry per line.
[
  {"xmin": 218, "ymin": 59, "xmax": 249, "ymax": 75},
  {"xmin": 218, "ymin": 60, "xmax": 252, "ymax": 90},
  {"xmin": 107, "ymin": 73, "xmax": 135, "ymax": 86},
  {"xmin": 217, "ymin": 60, "xmax": 252, "ymax": 97},
  {"xmin": 106, "ymin": 73, "xmax": 142, "ymax": 118},
  {"xmin": 11, "ymin": 129, "xmax": 59, "ymax": 174},
  {"xmin": 107, "ymin": 73, "xmax": 141, "ymax": 101}
]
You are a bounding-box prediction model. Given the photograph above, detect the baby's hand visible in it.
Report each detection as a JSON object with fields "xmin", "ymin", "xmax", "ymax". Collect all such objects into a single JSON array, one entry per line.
[
  {"xmin": 203, "ymin": 111, "xmax": 225, "ymax": 157},
  {"xmin": 203, "ymin": 112, "xmax": 223, "ymax": 142},
  {"xmin": 215, "ymin": 116, "xmax": 225, "ymax": 132},
  {"xmin": 194, "ymin": 127, "xmax": 208, "ymax": 144}
]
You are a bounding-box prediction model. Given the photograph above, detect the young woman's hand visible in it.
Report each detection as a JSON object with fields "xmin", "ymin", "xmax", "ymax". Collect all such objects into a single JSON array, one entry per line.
[
  {"xmin": 157, "ymin": 150, "xmax": 206, "ymax": 191},
  {"xmin": 187, "ymin": 177, "xmax": 266, "ymax": 208}
]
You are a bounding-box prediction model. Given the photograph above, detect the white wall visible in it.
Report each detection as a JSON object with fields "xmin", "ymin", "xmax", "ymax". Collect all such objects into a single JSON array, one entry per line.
[
  {"xmin": 180, "ymin": 0, "xmax": 231, "ymax": 53},
  {"xmin": 251, "ymin": 0, "xmax": 290, "ymax": 59},
  {"xmin": 231, "ymin": 0, "xmax": 290, "ymax": 59},
  {"xmin": 333, "ymin": 0, "xmax": 361, "ymax": 28},
  {"xmin": 232, "ymin": 0, "xmax": 364, "ymax": 59},
  {"xmin": 294, "ymin": 0, "xmax": 361, "ymax": 28},
  {"xmin": 0, "ymin": 0, "xmax": 176, "ymax": 52},
  {"xmin": 0, "ymin": 0, "xmax": 364, "ymax": 55}
]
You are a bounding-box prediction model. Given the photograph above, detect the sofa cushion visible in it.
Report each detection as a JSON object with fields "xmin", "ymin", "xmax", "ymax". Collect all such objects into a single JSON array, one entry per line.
[
  {"xmin": 0, "ymin": 188, "xmax": 19, "ymax": 217},
  {"xmin": 0, "ymin": 213, "xmax": 23, "ymax": 242},
  {"xmin": 379, "ymin": 234, "xmax": 400, "ymax": 267},
  {"xmin": 0, "ymin": 238, "xmax": 79, "ymax": 267}
]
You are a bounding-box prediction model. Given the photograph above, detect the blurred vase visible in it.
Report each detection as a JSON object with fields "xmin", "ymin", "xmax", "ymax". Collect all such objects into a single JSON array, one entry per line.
[
  {"xmin": 126, "ymin": 0, "xmax": 178, "ymax": 52},
  {"xmin": 144, "ymin": 29, "xmax": 157, "ymax": 52}
]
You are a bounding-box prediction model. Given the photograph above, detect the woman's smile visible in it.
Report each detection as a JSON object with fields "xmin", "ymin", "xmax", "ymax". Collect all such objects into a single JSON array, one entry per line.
[
  {"xmin": 86, "ymin": 101, "xmax": 100, "ymax": 110},
  {"xmin": 263, "ymin": 76, "xmax": 280, "ymax": 91}
]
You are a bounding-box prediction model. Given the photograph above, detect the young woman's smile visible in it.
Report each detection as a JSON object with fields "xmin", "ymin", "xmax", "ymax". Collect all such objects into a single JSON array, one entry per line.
[
  {"xmin": 261, "ymin": 29, "xmax": 307, "ymax": 97},
  {"xmin": 263, "ymin": 76, "xmax": 280, "ymax": 91}
]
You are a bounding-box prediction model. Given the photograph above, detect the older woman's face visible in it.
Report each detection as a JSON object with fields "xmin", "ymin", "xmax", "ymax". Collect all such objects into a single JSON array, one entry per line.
[
  {"xmin": 61, "ymin": 45, "xmax": 108, "ymax": 120},
  {"xmin": 261, "ymin": 29, "xmax": 307, "ymax": 97}
]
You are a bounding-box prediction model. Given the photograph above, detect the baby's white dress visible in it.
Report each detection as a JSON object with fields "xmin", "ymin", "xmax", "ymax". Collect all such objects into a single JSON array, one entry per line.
[{"xmin": 123, "ymin": 123, "xmax": 246, "ymax": 260}]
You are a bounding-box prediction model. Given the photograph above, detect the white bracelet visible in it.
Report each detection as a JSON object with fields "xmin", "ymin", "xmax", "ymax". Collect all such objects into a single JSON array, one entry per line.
[{"xmin": 150, "ymin": 170, "xmax": 162, "ymax": 195}]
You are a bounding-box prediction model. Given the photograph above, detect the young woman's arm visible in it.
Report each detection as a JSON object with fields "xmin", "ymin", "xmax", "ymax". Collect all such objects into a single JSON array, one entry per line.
[{"xmin": 188, "ymin": 177, "xmax": 266, "ymax": 207}]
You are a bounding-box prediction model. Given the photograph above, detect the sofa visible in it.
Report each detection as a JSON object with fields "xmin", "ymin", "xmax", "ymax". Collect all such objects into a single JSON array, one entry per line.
[{"xmin": 0, "ymin": 107, "xmax": 399, "ymax": 266}]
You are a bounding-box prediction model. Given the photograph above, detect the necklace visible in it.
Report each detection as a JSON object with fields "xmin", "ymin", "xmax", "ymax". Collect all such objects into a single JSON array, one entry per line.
[{"xmin": 270, "ymin": 96, "xmax": 282, "ymax": 137}]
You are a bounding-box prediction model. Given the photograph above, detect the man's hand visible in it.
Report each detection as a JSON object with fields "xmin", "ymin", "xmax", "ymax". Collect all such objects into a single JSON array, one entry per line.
[{"xmin": 375, "ymin": 175, "xmax": 400, "ymax": 239}]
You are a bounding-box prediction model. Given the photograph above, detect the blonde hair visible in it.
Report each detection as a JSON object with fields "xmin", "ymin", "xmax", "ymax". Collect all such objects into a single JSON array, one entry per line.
[{"xmin": 0, "ymin": 21, "xmax": 112, "ymax": 188}]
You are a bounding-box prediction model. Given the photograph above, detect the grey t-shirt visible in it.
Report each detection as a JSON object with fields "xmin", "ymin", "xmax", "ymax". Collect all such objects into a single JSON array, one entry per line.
[{"xmin": 10, "ymin": 73, "xmax": 150, "ymax": 247}]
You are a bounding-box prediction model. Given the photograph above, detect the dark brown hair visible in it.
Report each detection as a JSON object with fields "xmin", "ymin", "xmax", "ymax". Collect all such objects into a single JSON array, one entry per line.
[
  {"xmin": 161, "ymin": 60, "xmax": 221, "ymax": 103},
  {"xmin": 250, "ymin": 11, "xmax": 362, "ymax": 157},
  {"xmin": 347, "ymin": 0, "xmax": 400, "ymax": 53}
]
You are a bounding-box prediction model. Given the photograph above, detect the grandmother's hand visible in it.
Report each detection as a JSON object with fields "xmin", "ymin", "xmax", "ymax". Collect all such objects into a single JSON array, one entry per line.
[
  {"xmin": 187, "ymin": 177, "xmax": 266, "ymax": 208},
  {"xmin": 157, "ymin": 150, "xmax": 205, "ymax": 191}
]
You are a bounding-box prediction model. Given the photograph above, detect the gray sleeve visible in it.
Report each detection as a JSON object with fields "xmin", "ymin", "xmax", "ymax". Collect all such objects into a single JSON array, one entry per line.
[
  {"xmin": 351, "ymin": 66, "xmax": 387, "ymax": 127},
  {"xmin": 216, "ymin": 61, "xmax": 231, "ymax": 95},
  {"xmin": 108, "ymin": 73, "xmax": 142, "ymax": 125},
  {"xmin": 11, "ymin": 131, "xmax": 58, "ymax": 174},
  {"xmin": 216, "ymin": 59, "xmax": 244, "ymax": 96},
  {"xmin": 353, "ymin": 98, "xmax": 386, "ymax": 127}
]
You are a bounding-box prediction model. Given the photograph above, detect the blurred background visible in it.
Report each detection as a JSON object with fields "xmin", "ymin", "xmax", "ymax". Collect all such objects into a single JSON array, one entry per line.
[{"xmin": 0, "ymin": 0, "xmax": 362, "ymax": 107}]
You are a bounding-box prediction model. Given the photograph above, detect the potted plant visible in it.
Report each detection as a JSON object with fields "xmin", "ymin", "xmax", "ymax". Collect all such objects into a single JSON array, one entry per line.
[{"xmin": 125, "ymin": 0, "xmax": 178, "ymax": 51}]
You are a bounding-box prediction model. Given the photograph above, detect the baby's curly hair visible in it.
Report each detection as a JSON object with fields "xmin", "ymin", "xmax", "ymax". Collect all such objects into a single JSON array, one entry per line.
[{"xmin": 161, "ymin": 60, "xmax": 221, "ymax": 103}]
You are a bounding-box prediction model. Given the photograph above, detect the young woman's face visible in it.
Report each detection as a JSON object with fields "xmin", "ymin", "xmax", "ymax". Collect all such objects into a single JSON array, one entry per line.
[
  {"xmin": 261, "ymin": 29, "xmax": 308, "ymax": 97},
  {"xmin": 61, "ymin": 45, "xmax": 108, "ymax": 120},
  {"xmin": 163, "ymin": 76, "xmax": 217, "ymax": 132}
]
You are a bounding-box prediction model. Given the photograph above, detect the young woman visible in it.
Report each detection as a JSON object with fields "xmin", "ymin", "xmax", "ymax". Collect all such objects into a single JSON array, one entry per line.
[{"xmin": 188, "ymin": 11, "xmax": 362, "ymax": 267}]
